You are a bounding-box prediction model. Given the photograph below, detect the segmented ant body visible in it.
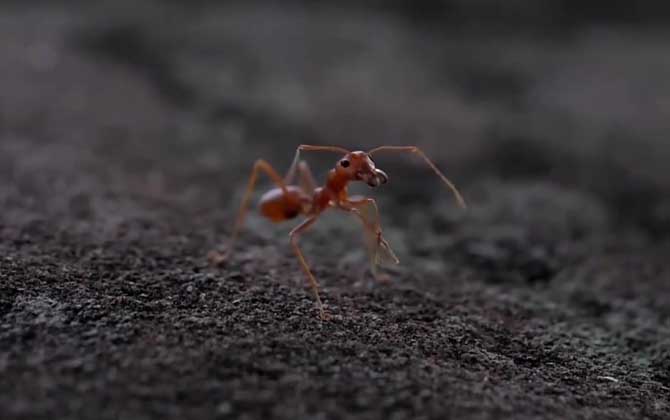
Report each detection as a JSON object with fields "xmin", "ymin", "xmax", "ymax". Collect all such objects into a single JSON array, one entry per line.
[{"xmin": 210, "ymin": 145, "xmax": 466, "ymax": 319}]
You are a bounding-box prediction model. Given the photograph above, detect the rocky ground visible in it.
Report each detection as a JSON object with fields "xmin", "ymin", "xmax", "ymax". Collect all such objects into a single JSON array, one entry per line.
[{"xmin": 1, "ymin": 1, "xmax": 670, "ymax": 419}]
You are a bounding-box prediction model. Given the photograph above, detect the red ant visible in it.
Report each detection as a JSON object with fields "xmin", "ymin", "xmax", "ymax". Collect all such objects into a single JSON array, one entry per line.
[{"xmin": 209, "ymin": 145, "xmax": 466, "ymax": 319}]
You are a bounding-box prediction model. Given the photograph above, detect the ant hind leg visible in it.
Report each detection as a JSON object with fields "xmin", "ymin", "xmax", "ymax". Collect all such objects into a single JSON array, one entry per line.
[{"xmin": 209, "ymin": 159, "xmax": 289, "ymax": 266}]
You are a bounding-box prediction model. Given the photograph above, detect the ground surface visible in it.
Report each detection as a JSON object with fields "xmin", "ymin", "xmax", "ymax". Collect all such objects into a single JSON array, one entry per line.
[{"xmin": 1, "ymin": 2, "xmax": 670, "ymax": 419}]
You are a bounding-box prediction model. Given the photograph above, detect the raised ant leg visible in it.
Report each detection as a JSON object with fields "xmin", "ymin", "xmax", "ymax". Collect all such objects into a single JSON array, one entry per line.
[
  {"xmin": 342, "ymin": 197, "xmax": 382, "ymax": 234},
  {"xmin": 367, "ymin": 146, "xmax": 467, "ymax": 209},
  {"xmin": 289, "ymin": 215, "xmax": 327, "ymax": 320},
  {"xmin": 340, "ymin": 197, "xmax": 399, "ymax": 278},
  {"xmin": 209, "ymin": 159, "xmax": 289, "ymax": 265}
]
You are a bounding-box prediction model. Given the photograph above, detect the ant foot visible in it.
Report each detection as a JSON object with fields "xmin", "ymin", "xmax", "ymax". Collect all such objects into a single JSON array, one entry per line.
[
  {"xmin": 317, "ymin": 306, "xmax": 331, "ymax": 321},
  {"xmin": 319, "ymin": 311, "xmax": 332, "ymax": 321},
  {"xmin": 374, "ymin": 272, "xmax": 393, "ymax": 284},
  {"xmin": 207, "ymin": 250, "xmax": 229, "ymax": 267}
]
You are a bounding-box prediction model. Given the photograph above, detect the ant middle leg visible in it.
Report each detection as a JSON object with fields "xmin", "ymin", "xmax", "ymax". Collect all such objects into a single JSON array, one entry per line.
[
  {"xmin": 283, "ymin": 156, "xmax": 316, "ymax": 192},
  {"xmin": 288, "ymin": 215, "xmax": 327, "ymax": 320},
  {"xmin": 209, "ymin": 159, "xmax": 289, "ymax": 265},
  {"xmin": 295, "ymin": 161, "xmax": 317, "ymax": 194}
]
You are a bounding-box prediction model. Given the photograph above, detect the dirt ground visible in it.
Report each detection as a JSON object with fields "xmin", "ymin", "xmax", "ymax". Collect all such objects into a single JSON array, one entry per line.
[{"xmin": 1, "ymin": 1, "xmax": 670, "ymax": 419}]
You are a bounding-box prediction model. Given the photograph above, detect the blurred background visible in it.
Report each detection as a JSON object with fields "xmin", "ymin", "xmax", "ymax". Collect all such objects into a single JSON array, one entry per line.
[
  {"xmin": 1, "ymin": 1, "xmax": 670, "ymax": 419},
  {"xmin": 2, "ymin": 0, "xmax": 670, "ymax": 235}
]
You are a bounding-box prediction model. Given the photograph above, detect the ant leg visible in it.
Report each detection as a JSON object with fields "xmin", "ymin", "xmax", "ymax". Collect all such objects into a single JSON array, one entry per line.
[
  {"xmin": 367, "ymin": 146, "xmax": 467, "ymax": 209},
  {"xmin": 284, "ymin": 144, "xmax": 350, "ymax": 184},
  {"xmin": 344, "ymin": 197, "xmax": 383, "ymax": 235},
  {"xmin": 289, "ymin": 215, "xmax": 327, "ymax": 320},
  {"xmin": 296, "ymin": 161, "xmax": 317, "ymax": 194},
  {"xmin": 209, "ymin": 159, "xmax": 289, "ymax": 265},
  {"xmin": 283, "ymin": 158, "xmax": 316, "ymax": 191},
  {"xmin": 340, "ymin": 198, "xmax": 399, "ymax": 279}
]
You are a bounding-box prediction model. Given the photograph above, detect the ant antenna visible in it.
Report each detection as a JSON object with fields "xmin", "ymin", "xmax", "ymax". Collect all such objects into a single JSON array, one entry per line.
[
  {"xmin": 285, "ymin": 144, "xmax": 350, "ymax": 183},
  {"xmin": 368, "ymin": 146, "xmax": 467, "ymax": 209}
]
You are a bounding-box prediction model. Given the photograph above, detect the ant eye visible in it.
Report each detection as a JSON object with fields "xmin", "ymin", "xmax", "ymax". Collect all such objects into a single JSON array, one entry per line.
[{"xmin": 340, "ymin": 160, "xmax": 350, "ymax": 168}]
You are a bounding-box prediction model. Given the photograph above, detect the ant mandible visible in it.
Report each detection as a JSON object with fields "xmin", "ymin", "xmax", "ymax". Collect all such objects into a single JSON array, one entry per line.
[{"xmin": 209, "ymin": 145, "xmax": 467, "ymax": 320}]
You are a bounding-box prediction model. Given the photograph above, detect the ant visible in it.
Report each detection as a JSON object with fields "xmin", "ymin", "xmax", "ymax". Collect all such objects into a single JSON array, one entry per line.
[{"xmin": 209, "ymin": 145, "xmax": 466, "ymax": 320}]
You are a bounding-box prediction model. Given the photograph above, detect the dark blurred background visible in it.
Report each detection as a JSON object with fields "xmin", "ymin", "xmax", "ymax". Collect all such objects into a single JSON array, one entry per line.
[{"xmin": 1, "ymin": 1, "xmax": 670, "ymax": 419}]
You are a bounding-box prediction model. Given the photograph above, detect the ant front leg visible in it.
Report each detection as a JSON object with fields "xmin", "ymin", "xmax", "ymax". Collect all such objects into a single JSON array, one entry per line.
[
  {"xmin": 288, "ymin": 215, "xmax": 328, "ymax": 320},
  {"xmin": 340, "ymin": 197, "xmax": 399, "ymax": 279},
  {"xmin": 343, "ymin": 197, "xmax": 383, "ymax": 236},
  {"xmin": 209, "ymin": 159, "xmax": 289, "ymax": 265}
]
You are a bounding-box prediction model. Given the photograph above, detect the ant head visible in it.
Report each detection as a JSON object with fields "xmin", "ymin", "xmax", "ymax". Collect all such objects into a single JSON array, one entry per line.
[{"xmin": 337, "ymin": 151, "xmax": 389, "ymax": 187}]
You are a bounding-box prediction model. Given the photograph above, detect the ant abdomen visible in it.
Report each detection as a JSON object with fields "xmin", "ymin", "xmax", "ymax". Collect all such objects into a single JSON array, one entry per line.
[{"xmin": 259, "ymin": 186, "xmax": 310, "ymax": 222}]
